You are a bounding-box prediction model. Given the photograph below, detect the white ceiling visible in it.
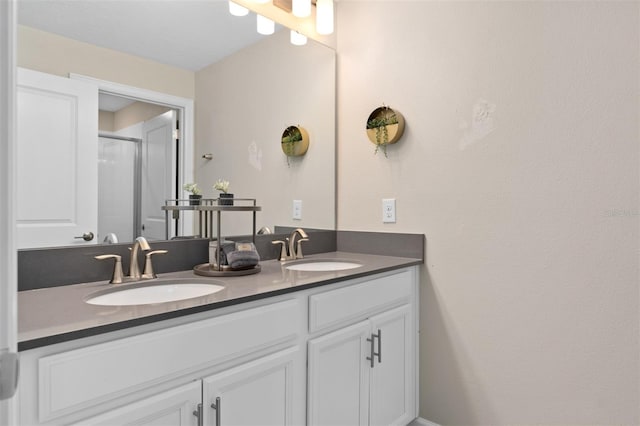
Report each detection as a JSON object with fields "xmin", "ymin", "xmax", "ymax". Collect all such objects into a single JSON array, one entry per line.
[{"xmin": 17, "ymin": 0, "xmax": 274, "ymax": 71}]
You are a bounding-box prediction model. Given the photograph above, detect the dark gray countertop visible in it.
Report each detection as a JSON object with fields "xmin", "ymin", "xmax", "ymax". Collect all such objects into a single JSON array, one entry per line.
[{"xmin": 18, "ymin": 252, "xmax": 422, "ymax": 350}]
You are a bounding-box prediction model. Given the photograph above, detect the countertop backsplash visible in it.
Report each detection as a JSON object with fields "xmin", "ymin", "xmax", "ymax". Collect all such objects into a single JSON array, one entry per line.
[{"xmin": 17, "ymin": 230, "xmax": 423, "ymax": 291}]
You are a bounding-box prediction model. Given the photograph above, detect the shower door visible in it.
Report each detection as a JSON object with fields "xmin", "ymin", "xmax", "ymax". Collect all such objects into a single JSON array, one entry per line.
[{"xmin": 98, "ymin": 135, "xmax": 140, "ymax": 243}]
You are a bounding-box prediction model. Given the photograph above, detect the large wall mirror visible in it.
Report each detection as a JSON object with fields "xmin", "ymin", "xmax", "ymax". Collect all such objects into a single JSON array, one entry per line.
[{"xmin": 16, "ymin": 0, "xmax": 336, "ymax": 249}]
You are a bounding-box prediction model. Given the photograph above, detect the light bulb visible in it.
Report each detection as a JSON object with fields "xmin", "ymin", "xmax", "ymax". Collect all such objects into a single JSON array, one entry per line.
[
  {"xmin": 316, "ymin": 0, "xmax": 334, "ymax": 35},
  {"xmin": 292, "ymin": 0, "xmax": 311, "ymax": 18},
  {"xmin": 256, "ymin": 14, "xmax": 275, "ymax": 35},
  {"xmin": 228, "ymin": 1, "xmax": 249, "ymax": 16},
  {"xmin": 290, "ymin": 30, "xmax": 307, "ymax": 46}
]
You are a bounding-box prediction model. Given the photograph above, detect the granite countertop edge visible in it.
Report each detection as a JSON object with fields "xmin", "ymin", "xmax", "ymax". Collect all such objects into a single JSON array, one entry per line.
[{"xmin": 18, "ymin": 251, "xmax": 422, "ymax": 351}]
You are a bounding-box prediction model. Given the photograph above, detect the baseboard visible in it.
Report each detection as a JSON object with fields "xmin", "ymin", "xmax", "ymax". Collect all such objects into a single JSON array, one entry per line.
[{"xmin": 410, "ymin": 417, "xmax": 442, "ymax": 426}]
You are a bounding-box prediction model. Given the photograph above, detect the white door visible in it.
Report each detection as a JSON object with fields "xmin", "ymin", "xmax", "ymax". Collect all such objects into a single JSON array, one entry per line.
[
  {"xmin": 307, "ymin": 321, "xmax": 371, "ymax": 426},
  {"xmin": 0, "ymin": 0, "xmax": 19, "ymax": 422},
  {"xmin": 71, "ymin": 381, "xmax": 201, "ymax": 426},
  {"xmin": 202, "ymin": 347, "xmax": 300, "ymax": 426},
  {"xmin": 369, "ymin": 305, "xmax": 414, "ymax": 426},
  {"xmin": 16, "ymin": 67, "xmax": 98, "ymax": 249},
  {"xmin": 141, "ymin": 110, "xmax": 175, "ymax": 240}
]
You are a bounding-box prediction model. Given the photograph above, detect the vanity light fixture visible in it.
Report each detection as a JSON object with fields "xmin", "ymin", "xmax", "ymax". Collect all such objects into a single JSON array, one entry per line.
[
  {"xmin": 229, "ymin": 0, "xmax": 334, "ymax": 40},
  {"xmin": 316, "ymin": 0, "xmax": 334, "ymax": 35},
  {"xmin": 290, "ymin": 30, "xmax": 307, "ymax": 45},
  {"xmin": 228, "ymin": 1, "xmax": 249, "ymax": 16},
  {"xmin": 256, "ymin": 14, "xmax": 275, "ymax": 35},
  {"xmin": 292, "ymin": 0, "xmax": 311, "ymax": 18}
]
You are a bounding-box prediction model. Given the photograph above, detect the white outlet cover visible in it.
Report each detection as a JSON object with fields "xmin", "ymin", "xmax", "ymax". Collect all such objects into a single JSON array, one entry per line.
[
  {"xmin": 382, "ymin": 198, "xmax": 396, "ymax": 223},
  {"xmin": 293, "ymin": 200, "xmax": 302, "ymax": 220}
]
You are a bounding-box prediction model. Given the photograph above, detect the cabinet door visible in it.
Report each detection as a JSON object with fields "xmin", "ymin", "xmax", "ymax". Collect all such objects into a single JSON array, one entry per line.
[
  {"xmin": 369, "ymin": 305, "xmax": 414, "ymax": 426},
  {"xmin": 72, "ymin": 381, "xmax": 201, "ymax": 426},
  {"xmin": 202, "ymin": 347, "xmax": 302, "ymax": 426},
  {"xmin": 307, "ymin": 321, "xmax": 371, "ymax": 426}
]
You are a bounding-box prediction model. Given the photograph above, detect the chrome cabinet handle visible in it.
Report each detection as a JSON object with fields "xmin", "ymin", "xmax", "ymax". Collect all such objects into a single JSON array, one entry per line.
[
  {"xmin": 375, "ymin": 329, "xmax": 382, "ymax": 364},
  {"xmin": 366, "ymin": 329, "xmax": 382, "ymax": 368},
  {"xmin": 211, "ymin": 396, "xmax": 221, "ymax": 426},
  {"xmin": 74, "ymin": 231, "xmax": 94, "ymax": 241},
  {"xmin": 192, "ymin": 403, "xmax": 203, "ymax": 426},
  {"xmin": 366, "ymin": 334, "xmax": 375, "ymax": 368}
]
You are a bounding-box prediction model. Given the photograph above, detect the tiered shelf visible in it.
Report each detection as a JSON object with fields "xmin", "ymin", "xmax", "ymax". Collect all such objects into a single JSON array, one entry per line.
[{"xmin": 162, "ymin": 198, "xmax": 262, "ymax": 276}]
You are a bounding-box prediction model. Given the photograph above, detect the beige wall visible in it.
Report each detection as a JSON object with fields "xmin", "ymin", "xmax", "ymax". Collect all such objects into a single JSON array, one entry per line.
[
  {"xmin": 195, "ymin": 29, "xmax": 336, "ymax": 235},
  {"xmin": 99, "ymin": 102, "xmax": 171, "ymax": 133},
  {"xmin": 114, "ymin": 102, "xmax": 172, "ymax": 132},
  {"xmin": 98, "ymin": 110, "xmax": 115, "ymax": 132},
  {"xmin": 18, "ymin": 26, "xmax": 194, "ymax": 99},
  {"xmin": 336, "ymin": 1, "xmax": 639, "ymax": 425}
]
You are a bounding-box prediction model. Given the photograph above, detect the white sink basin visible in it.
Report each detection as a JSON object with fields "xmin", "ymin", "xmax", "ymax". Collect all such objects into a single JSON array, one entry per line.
[
  {"xmin": 285, "ymin": 260, "xmax": 363, "ymax": 272},
  {"xmin": 86, "ymin": 279, "xmax": 225, "ymax": 306}
]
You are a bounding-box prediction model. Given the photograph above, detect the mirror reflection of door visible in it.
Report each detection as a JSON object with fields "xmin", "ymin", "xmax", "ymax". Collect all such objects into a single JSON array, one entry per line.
[
  {"xmin": 16, "ymin": 68, "xmax": 98, "ymax": 249},
  {"xmin": 141, "ymin": 110, "xmax": 176, "ymax": 241},
  {"xmin": 98, "ymin": 94, "xmax": 177, "ymax": 243}
]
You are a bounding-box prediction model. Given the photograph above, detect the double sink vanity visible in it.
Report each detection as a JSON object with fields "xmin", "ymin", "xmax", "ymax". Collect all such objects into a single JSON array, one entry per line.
[{"xmin": 16, "ymin": 231, "xmax": 423, "ymax": 426}]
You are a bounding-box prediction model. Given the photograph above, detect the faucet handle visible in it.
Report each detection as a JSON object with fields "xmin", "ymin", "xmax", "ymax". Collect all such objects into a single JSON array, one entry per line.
[
  {"xmin": 271, "ymin": 240, "xmax": 288, "ymax": 261},
  {"xmin": 95, "ymin": 254, "xmax": 124, "ymax": 284},
  {"xmin": 142, "ymin": 250, "xmax": 168, "ymax": 279},
  {"xmin": 295, "ymin": 238, "xmax": 309, "ymax": 259}
]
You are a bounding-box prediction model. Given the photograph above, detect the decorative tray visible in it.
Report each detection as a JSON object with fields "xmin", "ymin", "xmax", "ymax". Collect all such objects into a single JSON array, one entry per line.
[{"xmin": 193, "ymin": 263, "xmax": 261, "ymax": 277}]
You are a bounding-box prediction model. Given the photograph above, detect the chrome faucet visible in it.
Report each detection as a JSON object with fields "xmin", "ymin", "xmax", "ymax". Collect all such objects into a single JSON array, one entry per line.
[
  {"xmin": 288, "ymin": 228, "xmax": 308, "ymax": 260},
  {"xmin": 95, "ymin": 236, "xmax": 167, "ymax": 284},
  {"xmin": 129, "ymin": 236, "xmax": 151, "ymax": 279},
  {"xmin": 272, "ymin": 228, "xmax": 309, "ymax": 261}
]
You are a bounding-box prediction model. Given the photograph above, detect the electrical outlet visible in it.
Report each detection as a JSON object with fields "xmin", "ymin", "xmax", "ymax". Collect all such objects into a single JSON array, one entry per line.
[
  {"xmin": 293, "ymin": 200, "xmax": 302, "ymax": 220},
  {"xmin": 382, "ymin": 198, "xmax": 396, "ymax": 223}
]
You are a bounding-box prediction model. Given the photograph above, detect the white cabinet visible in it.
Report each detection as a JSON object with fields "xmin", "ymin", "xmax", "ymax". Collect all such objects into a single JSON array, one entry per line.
[
  {"xmin": 307, "ymin": 270, "xmax": 417, "ymax": 426},
  {"xmin": 369, "ymin": 305, "xmax": 413, "ymax": 426},
  {"xmin": 18, "ymin": 267, "xmax": 419, "ymax": 426},
  {"xmin": 307, "ymin": 321, "xmax": 371, "ymax": 426},
  {"xmin": 203, "ymin": 347, "xmax": 302, "ymax": 426},
  {"xmin": 71, "ymin": 382, "xmax": 201, "ymax": 426},
  {"xmin": 19, "ymin": 299, "xmax": 302, "ymax": 425},
  {"xmin": 76, "ymin": 347, "xmax": 302, "ymax": 426}
]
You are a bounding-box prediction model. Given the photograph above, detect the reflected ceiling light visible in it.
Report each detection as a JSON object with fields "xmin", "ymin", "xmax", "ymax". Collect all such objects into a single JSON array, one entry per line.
[
  {"xmin": 257, "ymin": 14, "xmax": 275, "ymax": 35},
  {"xmin": 290, "ymin": 30, "xmax": 307, "ymax": 46},
  {"xmin": 228, "ymin": 1, "xmax": 249, "ymax": 16},
  {"xmin": 292, "ymin": 0, "xmax": 311, "ymax": 18},
  {"xmin": 316, "ymin": 0, "xmax": 334, "ymax": 35}
]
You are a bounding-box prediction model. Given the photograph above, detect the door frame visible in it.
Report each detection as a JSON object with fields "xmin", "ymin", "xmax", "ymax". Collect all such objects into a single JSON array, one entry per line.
[
  {"xmin": 0, "ymin": 0, "xmax": 18, "ymax": 422},
  {"xmin": 70, "ymin": 74, "xmax": 195, "ymax": 238}
]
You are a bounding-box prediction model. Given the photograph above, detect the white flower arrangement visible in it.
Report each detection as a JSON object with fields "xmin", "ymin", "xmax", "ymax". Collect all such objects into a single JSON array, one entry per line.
[
  {"xmin": 213, "ymin": 179, "xmax": 230, "ymax": 194},
  {"xmin": 183, "ymin": 183, "xmax": 202, "ymax": 195}
]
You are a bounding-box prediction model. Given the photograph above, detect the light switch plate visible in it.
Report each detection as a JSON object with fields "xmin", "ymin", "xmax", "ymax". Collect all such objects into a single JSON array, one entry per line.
[
  {"xmin": 382, "ymin": 198, "xmax": 396, "ymax": 223},
  {"xmin": 293, "ymin": 200, "xmax": 302, "ymax": 220}
]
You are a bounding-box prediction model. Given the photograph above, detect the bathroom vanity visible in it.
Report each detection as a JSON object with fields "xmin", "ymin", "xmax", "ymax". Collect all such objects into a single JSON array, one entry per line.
[{"xmin": 16, "ymin": 251, "xmax": 421, "ymax": 426}]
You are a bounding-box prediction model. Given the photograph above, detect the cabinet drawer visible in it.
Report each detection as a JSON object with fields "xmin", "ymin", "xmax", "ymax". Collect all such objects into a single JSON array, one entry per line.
[
  {"xmin": 38, "ymin": 299, "xmax": 299, "ymax": 422},
  {"xmin": 309, "ymin": 269, "xmax": 412, "ymax": 333}
]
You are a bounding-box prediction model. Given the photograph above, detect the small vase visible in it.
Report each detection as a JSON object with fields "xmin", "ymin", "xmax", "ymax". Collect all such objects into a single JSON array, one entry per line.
[
  {"xmin": 189, "ymin": 194, "xmax": 202, "ymax": 206},
  {"xmin": 218, "ymin": 193, "xmax": 234, "ymax": 206}
]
